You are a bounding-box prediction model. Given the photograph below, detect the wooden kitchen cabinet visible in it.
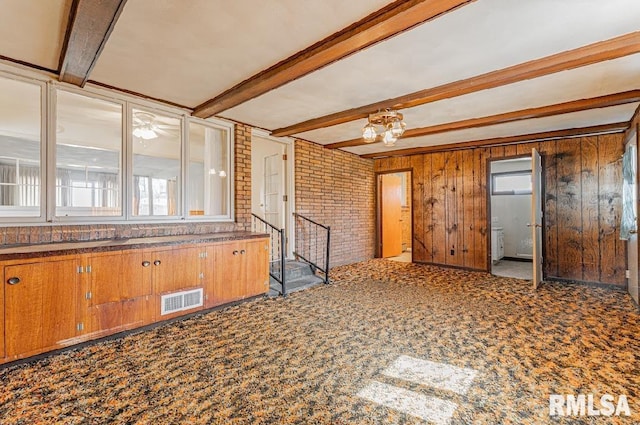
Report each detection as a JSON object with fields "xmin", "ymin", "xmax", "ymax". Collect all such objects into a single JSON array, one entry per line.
[
  {"xmin": 85, "ymin": 250, "xmax": 153, "ymax": 335},
  {"xmin": 244, "ymin": 239, "xmax": 270, "ymax": 298},
  {"xmin": 0, "ymin": 235, "xmax": 269, "ymax": 364},
  {"xmin": 206, "ymin": 238, "xmax": 269, "ymax": 307},
  {"xmin": 147, "ymin": 246, "xmax": 204, "ymax": 294},
  {"xmin": 3, "ymin": 257, "xmax": 79, "ymax": 359}
]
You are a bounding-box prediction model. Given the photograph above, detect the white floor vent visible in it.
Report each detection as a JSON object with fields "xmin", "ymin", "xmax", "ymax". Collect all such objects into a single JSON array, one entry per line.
[{"xmin": 160, "ymin": 288, "xmax": 203, "ymax": 315}]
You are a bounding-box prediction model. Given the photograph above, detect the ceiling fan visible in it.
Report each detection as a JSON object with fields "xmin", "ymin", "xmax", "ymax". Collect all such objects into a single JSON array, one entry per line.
[{"xmin": 132, "ymin": 111, "xmax": 177, "ymax": 140}]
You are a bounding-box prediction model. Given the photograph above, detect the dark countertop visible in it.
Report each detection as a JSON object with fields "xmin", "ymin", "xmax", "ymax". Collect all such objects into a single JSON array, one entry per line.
[{"xmin": 0, "ymin": 231, "xmax": 269, "ymax": 261}]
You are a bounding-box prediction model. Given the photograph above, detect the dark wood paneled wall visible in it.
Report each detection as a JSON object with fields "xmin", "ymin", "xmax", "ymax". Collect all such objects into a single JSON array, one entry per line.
[{"xmin": 375, "ymin": 134, "xmax": 626, "ymax": 287}]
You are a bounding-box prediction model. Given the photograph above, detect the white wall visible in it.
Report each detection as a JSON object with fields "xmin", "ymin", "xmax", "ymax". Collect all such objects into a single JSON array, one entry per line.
[{"xmin": 490, "ymin": 158, "xmax": 533, "ymax": 259}]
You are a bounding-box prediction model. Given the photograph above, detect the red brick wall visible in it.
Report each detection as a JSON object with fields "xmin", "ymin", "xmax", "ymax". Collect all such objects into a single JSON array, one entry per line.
[
  {"xmin": 294, "ymin": 139, "xmax": 375, "ymax": 267},
  {"xmin": 234, "ymin": 123, "xmax": 252, "ymax": 231}
]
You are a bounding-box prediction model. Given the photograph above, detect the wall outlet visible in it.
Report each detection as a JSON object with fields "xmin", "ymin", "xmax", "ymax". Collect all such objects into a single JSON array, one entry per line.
[{"xmin": 626, "ymin": 269, "xmax": 630, "ymax": 279}]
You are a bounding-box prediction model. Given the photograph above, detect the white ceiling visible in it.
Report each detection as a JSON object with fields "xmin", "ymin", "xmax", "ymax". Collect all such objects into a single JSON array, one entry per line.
[
  {"xmin": 0, "ymin": 0, "xmax": 639, "ymax": 157},
  {"xmin": 0, "ymin": 0, "xmax": 71, "ymax": 71},
  {"xmin": 89, "ymin": 0, "xmax": 391, "ymax": 107}
]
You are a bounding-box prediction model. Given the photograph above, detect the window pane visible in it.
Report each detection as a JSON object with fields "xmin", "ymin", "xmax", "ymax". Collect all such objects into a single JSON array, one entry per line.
[
  {"xmin": 493, "ymin": 172, "xmax": 532, "ymax": 194},
  {"xmin": 188, "ymin": 122, "xmax": 229, "ymax": 217},
  {"xmin": 56, "ymin": 91, "xmax": 122, "ymax": 217},
  {"xmin": 0, "ymin": 77, "xmax": 41, "ymax": 217},
  {"xmin": 132, "ymin": 109, "xmax": 180, "ymax": 217}
]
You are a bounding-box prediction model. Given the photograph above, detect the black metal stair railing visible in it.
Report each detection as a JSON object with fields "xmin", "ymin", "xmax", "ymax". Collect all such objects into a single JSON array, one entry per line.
[
  {"xmin": 293, "ymin": 212, "xmax": 331, "ymax": 284},
  {"xmin": 251, "ymin": 214, "xmax": 286, "ymax": 295}
]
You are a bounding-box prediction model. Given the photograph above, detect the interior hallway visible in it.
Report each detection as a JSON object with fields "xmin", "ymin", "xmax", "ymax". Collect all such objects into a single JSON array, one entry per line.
[{"xmin": 1, "ymin": 260, "xmax": 639, "ymax": 424}]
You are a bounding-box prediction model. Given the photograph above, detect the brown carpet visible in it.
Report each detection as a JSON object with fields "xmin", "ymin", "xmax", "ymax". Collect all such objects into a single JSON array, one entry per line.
[{"xmin": 1, "ymin": 259, "xmax": 639, "ymax": 424}]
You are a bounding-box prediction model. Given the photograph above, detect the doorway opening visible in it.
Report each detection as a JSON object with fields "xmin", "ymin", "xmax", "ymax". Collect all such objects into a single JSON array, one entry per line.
[
  {"xmin": 377, "ymin": 171, "xmax": 412, "ymax": 262},
  {"xmin": 250, "ymin": 129, "xmax": 295, "ymax": 257},
  {"xmin": 489, "ymin": 156, "xmax": 535, "ymax": 280}
]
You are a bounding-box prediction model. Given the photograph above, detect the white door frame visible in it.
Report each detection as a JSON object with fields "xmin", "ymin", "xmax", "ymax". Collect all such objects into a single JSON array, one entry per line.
[
  {"xmin": 251, "ymin": 128, "xmax": 296, "ymax": 258},
  {"xmin": 531, "ymin": 148, "xmax": 543, "ymax": 289},
  {"xmin": 625, "ymin": 129, "xmax": 638, "ymax": 305}
]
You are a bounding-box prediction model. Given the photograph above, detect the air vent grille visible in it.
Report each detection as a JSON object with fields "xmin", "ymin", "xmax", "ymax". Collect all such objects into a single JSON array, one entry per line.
[{"xmin": 160, "ymin": 288, "xmax": 203, "ymax": 315}]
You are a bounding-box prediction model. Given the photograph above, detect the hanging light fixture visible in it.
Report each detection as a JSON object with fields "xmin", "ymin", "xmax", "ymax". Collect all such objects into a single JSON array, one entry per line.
[
  {"xmin": 362, "ymin": 109, "xmax": 406, "ymax": 146},
  {"xmin": 132, "ymin": 112, "xmax": 159, "ymax": 140}
]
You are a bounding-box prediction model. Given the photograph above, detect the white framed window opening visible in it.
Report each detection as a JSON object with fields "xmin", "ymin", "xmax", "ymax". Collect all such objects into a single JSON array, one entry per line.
[
  {"xmin": 491, "ymin": 171, "xmax": 533, "ymax": 196},
  {"xmin": 0, "ymin": 68, "xmax": 234, "ymax": 223}
]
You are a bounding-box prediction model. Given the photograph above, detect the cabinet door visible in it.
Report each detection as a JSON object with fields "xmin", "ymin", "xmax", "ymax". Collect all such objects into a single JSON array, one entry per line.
[
  {"xmin": 89, "ymin": 251, "xmax": 148, "ymax": 304},
  {"xmin": 122, "ymin": 296, "xmax": 153, "ymax": 329},
  {"xmin": 87, "ymin": 250, "xmax": 150, "ymax": 335},
  {"xmin": 211, "ymin": 241, "xmax": 247, "ymax": 306},
  {"xmin": 5, "ymin": 259, "xmax": 78, "ymax": 358},
  {"xmin": 152, "ymin": 247, "xmax": 202, "ymax": 294},
  {"xmin": 244, "ymin": 239, "xmax": 270, "ymax": 298},
  {"xmin": 90, "ymin": 301, "xmax": 123, "ymax": 334}
]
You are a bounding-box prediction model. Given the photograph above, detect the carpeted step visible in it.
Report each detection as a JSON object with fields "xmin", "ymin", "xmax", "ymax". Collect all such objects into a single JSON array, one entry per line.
[
  {"xmin": 282, "ymin": 260, "xmax": 315, "ymax": 280},
  {"xmin": 268, "ymin": 274, "xmax": 325, "ymax": 297}
]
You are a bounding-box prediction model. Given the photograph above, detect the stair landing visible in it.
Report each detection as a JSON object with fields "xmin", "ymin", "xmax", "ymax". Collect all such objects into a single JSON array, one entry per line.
[{"xmin": 269, "ymin": 260, "xmax": 325, "ymax": 296}]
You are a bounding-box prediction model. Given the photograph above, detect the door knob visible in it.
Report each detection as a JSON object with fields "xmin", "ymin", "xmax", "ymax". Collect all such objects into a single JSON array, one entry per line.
[
  {"xmin": 153, "ymin": 260, "xmax": 161, "ymax": 266},
  {"xmin": 233, "ymin": 250, "xmax": 239, "ymax": 255},
  {"xmin": 7, "ymin": 277, "xmax": 20, "ymax": 285},
  {"xmin": 142, "ymin": 261, "xmax": 151, "ymax": 267}
]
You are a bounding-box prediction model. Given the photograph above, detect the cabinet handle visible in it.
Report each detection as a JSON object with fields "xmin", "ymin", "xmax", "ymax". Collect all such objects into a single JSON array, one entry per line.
[
  {"xmin": 233, "ymin": 250, "xmax": 239, "ymax": 255},
  {"xmin": 7, "ymin": 277, "xmax": 20, "ymax": 285},
  {"xmin": 153, "ymin": 260, "xmax": 161, "ymax": 266},
  {"xmin": 240, "ymin": 249, "xmax": 246, "ymax": 255},
  {"xmin": 142, "ymin": 261, "xmax": 151, "ymax": 267}
]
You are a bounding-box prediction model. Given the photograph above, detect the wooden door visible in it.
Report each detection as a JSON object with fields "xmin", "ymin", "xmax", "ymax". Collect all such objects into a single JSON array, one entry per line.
[
  {"xmin": 264, "ymin": 153, "xmax": 285, "ymax": 228},
  {"xmin": 5, "ymin": 259, "xmax": 77, "ymax": 358},
  {"xmin": 531, "ymin": 148, "xmax": 544, "ymax": 289},
  {"xmin": 381, "ymin": 173, "xmax": 403, "ymax": 257},
  {"xmin": 244, "ymin": 239, "xmax": 270, "ymax": 298}
]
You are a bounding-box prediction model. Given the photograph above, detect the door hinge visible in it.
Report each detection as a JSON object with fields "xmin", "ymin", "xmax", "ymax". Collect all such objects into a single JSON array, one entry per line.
[
  {"xmin": 85, "ymin": 291, "xmax": 92, "ymax": 300},
  {"xmin": 199, "ymin": 272, "xmax": 204, "ymax": 280},
  {"xmin": 282, "ymin": 154, "xmax": 287, "ymax": 161},
  {"xmin": 283, "ymin": 195, "xmax": 288, "ymax": 202},
  {"xmin": 77, "ymin": 322, "xmax": 84, "ymax": 331},
  {"xmin": 198, "ymin": 252, "xmax": 208, "ymax": 258}
]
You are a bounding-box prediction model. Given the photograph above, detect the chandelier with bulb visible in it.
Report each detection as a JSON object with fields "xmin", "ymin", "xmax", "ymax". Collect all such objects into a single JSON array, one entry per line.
[{"xmin": 362, "ymin": 109, "xmax": 406, "ymax": 146}]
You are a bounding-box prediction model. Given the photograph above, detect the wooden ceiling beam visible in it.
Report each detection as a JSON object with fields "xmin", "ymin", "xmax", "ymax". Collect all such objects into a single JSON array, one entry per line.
[
  {"xmin": 359, "ymin": 122, "xmax": 629, "ymax": 158},
  {"xmin": 271, "ymin": 31, "xmax": 640, "ymax": 137},
  {"xmin": 192, "ymin": 0, "xmax": 474, "ymax": 118},
  {"xmin": 58, "ymin": 0, "xmax": 128, "ymax": 87},
  {"xmin": 325, "ymin": 90, "xmax": 640, "ymax": 149}
]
